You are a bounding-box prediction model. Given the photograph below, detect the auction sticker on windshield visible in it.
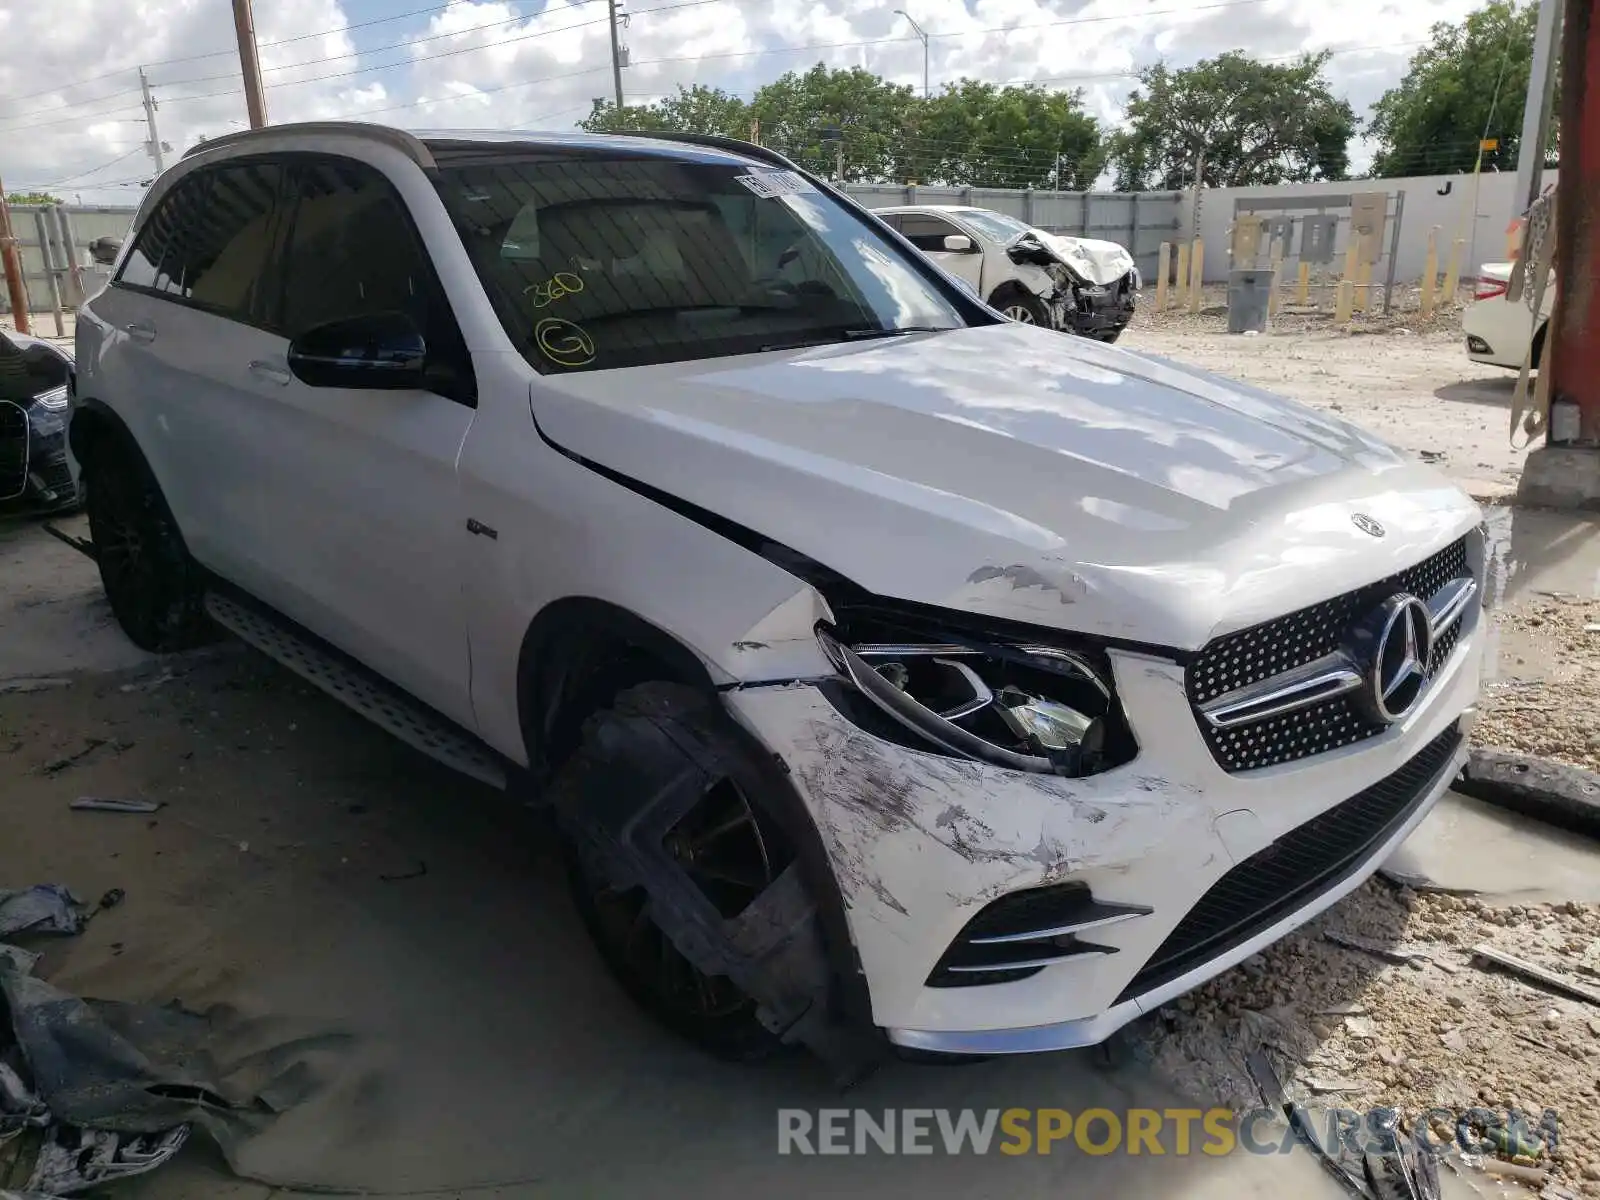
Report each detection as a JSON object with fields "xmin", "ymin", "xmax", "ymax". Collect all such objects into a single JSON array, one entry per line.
[{"xmin": 734, "ymin": 171, "xmax": 816, "ymax": 198}]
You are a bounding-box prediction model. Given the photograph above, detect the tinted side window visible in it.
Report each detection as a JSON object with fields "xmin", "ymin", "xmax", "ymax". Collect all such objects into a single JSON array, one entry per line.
[
  {"xmin": 115, "ymin": 212, "xmax": 167, "ymax": 290},
  {"xmin": 127, "ymin": 162, "xmax": 281, "ymax": 321},
  {"xmin": 899, "ymin": 214, "xmax": 963, "ymax": 253},
  {"xmin": 278, "ymin": 159, "xmax": 437, "ymax": 338}
]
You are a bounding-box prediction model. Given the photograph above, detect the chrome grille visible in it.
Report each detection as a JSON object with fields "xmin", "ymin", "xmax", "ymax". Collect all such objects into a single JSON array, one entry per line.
[
  {"xmin": 1189, "ymin": 538, "xmax": 1470, "ymax": 772},
  {"xmin": 0, "ymin": 401, "xmax": 26, "ymax": 501}
]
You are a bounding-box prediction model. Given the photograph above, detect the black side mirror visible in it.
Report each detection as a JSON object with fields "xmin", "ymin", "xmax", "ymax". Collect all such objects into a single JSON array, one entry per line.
[
  {"xmin": 287, "ymin": 312, "xmax": 427, "ymax": 390},
  {"xmin": 89, "ymin": 237, "xmax": 121, "ymax": 266}
]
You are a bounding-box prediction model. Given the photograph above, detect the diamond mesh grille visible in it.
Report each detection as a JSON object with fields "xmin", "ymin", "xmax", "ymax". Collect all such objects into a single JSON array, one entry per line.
[{"xmin": 1189, "ymin": 538, "xmax": 1470, "ymax": 772}]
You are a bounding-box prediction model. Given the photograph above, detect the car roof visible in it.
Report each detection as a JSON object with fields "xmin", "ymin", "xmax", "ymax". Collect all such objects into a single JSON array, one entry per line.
[
  {"xmin": 874, "ymin": 205, "xmax": 991, "ymax": 214},
  {"xmin": 182, "ymin": 121, "xmax": 774, "ymax": 170}
]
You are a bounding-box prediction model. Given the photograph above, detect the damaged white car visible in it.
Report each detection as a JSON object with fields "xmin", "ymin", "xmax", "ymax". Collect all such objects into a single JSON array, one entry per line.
[
  {"xmin": 873, "ymin": 204, "xmax": 1140, "ymax": 341},
  {"xmin": 72, "ymin": 124, "xmax": 1483, "ymax": 1075}
]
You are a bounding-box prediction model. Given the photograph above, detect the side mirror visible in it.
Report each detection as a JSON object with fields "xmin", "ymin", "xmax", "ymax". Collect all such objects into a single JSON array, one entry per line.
[
  {"xmin": 943, "ymin": 234, "xmax": 975, "ymax": 253},
  {"xmin": 89, "ymin": 237, "xmax": 121, "ymax": 266},
  {"xmin": 287, "ymin": 312, "xmax": 427, "ymax": 390}
]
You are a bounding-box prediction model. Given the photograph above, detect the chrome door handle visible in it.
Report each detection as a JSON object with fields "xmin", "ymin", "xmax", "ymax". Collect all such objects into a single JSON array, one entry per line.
[
  {"xmin": 126, "ymin": 322, "xmax": 156, "ymax": 343},
  {"xmin": 248, "ymin": 360, "xmax": 292, "ymax": 386}
]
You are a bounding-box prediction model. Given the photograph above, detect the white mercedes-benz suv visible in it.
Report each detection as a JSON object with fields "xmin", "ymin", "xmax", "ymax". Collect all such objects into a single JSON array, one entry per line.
[{"xmin": 70, "ymin": 123, "xmax": 1483, "ymax": 1074}]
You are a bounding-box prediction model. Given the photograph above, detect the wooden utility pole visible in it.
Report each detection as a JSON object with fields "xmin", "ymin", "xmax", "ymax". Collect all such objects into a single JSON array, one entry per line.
[
  {"xmin": 0, "ymin": 181, "xmax": 31, "ymax": 334},
  {"xmin": 231, "ymin": 0, "xmax": 269, "ymax": 129},
  {"xmin": 139, "ymin": 69, "xmax": 165, "ymax": 173},
  {"xmin": 607, "ymin": 0, "xmax": 625, "ymax": 111}
]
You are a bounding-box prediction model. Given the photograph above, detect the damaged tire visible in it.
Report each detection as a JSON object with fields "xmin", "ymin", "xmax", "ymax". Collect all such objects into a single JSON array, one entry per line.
[
  {"xmin": 550, "ymin": 683, "xmax": 874, "ymax": 1072},
  {"xmin": 83, "ymin": 439, "xmax": 213, "ymax": 653}
]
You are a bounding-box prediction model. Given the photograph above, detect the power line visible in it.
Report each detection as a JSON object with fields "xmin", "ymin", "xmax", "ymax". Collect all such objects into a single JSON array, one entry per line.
[{"xmin": 36, "ymin": 147, "xmax": 147, "ymax": 187}]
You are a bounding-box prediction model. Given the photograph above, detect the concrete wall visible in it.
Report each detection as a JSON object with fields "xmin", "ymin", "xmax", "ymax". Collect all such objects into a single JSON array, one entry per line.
[
  {"xmin": 845, "ymin": 183, "xmax": 1185, "ymax": 281},
  {"xmin": 1186, "ymin": 171, "xmax": 1556, "ymax": 284},
  {"xmin": 3, "ymin": 204, "xmax": 138, "ymax": 316}
]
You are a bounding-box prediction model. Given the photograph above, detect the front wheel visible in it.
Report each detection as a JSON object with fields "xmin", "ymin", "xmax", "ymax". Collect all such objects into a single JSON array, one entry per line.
[
  {"xmin": 83, "ymin": 440, "xmax": 214, "ymax": 652},
  {"xmin": 552, "ymin": 684, "xmax": 832, "ymax": 1063},
  {"xmin": 991, "ymin": 287, "xmax": 1052, "ymax": 327}
]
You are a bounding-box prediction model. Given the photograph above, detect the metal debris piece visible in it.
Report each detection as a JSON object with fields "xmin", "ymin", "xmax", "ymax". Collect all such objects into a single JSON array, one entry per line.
[
  {"xmin": 0, "ymin": 679, "xmax": 70, "ymax": 696},
  {"xmin": 1304, "ymin": 1076, "xmax": 1372, "ymax": 1095},
  {"xmin": 39, "ymin": 523, "xmax": 95, "ymax": 561},
  {"xmin": 377, "ymin": 862, "xmax": 427, "ymax": 883},
  {"xmin": 1471, "ymin": 944, "xmax": 1600, "ymax": 1006},
  {"xmin": 70, "ymin": 799, "xmax": 162, "ymax": 815},
  {"xmin": 1324, "ymin": 930, "xmax": 1425, "ymax": 964},
  {"xmin": 27, "ymin": 1123, "xmax": 190, "ymax": 1195}
]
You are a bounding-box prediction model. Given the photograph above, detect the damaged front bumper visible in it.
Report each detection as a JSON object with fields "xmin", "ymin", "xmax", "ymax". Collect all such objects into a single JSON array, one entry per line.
[
  {"xmin": 1059, "ymin": 274, "xmax": 1137, "ymax": 342},
  {"xmin": 723, "ymin": 619, "xmax": 1479, "ymax": 1053}
]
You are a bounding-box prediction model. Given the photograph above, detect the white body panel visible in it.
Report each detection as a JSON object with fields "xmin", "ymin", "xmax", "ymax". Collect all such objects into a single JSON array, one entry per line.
[
  {"xmin": 74, "ymin": 124, "xmax": 1485, "ymax": 1054},
  {"xmin": 1462, "ymin": 261, "xmax": 1553, "ymax": 370}
]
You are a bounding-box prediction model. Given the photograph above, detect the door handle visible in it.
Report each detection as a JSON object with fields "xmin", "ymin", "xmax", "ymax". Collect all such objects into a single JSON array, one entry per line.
[
  {"xmin": 126, "ymin": 322, "xmax": 156, "ymax": 343},
  {"xmin": 248, "ymin": 360, "xmax": 292, "ymax": 386}
]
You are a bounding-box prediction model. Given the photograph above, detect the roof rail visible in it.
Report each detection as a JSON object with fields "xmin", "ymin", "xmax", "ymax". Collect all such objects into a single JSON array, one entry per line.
[
  {"xmin": 182, "ymin": 121, "xmax": 435, "ymax": 168},
  {"xmin": 616, "ymin": 130, "xmax": 802, "ymax": 173}
]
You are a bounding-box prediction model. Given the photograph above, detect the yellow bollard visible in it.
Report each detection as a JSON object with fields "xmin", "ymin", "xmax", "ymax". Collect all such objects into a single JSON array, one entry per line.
[
  {"xmin": 1155, "ymin": 242, "xmax": 1171, "ymax": 312},
  {"xmin": 1174, "ymin": 241, "xmax": 1190, "ymax": 310},
  {"xmin": 1343, "ymin": 240, "xmax": 1359, "ymax": 292},
  {"xmin": 1188, "ymin": 238, "xmax": 1204, "ymax": 314},
  {"xmin": 1442, "ymin": 237, "xmax": 1465, "ymax": 306},
  {"xmin": 1335, "ymin": 279, "xmax": 1354, "ymax": 322},
  {"xmin": 1420, "ymin": 226, "xmax": 1439, "ymax": 319},
  {"xmin": 1354, "ymin": 260, "xmax": 1372, "ymax": 313},
  {"xmin": 1296, "ymin": 260, "xmax": 1310, "ymax": 305}
]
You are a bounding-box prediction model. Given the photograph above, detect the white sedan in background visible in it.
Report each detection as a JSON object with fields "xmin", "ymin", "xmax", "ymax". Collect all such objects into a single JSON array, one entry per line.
[
  {"xmin": 1462, "ymin": 261, "xmax": 1553, "ymax": 371},
  {"xmin": 873, "ymin": 205, "xmax": 1140, "ymax": 342}
]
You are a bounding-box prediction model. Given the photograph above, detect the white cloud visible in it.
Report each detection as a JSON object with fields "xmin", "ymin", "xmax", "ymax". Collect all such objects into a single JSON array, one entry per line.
[{"xmin": 0, "ymin": 0, "xmax": 1493, "ymax": 203}]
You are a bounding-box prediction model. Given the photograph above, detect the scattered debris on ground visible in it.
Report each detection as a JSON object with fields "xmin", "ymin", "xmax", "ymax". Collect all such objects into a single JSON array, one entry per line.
[
  {"xmin": 1121, "ymin": 879, "xmax": 1600, "ymax": 1196},
  {"xmin": 0, "ymin": 882, "xmax": 343, "ymax": 1198}
]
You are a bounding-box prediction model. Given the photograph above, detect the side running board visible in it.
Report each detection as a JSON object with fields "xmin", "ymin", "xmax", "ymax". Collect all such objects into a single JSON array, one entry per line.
[{"xmin": 203, "ymin": 592, "xmax": 507, "ymax": 789}]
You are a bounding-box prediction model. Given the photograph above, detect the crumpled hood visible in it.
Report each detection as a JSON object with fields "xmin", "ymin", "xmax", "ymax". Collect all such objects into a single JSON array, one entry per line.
[
  {"xmin": 531, "ymin": 323, "xmax": 1480, "ymax": 649},
  {"xmin": 1040, "ymin": 233, "xmax": 1135, "ymax": 286}
]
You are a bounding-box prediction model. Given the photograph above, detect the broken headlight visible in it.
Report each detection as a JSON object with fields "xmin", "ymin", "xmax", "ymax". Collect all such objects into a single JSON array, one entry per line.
[{"xmin": 816, "ymin": 620, "xmax": 1132, "ymax": 777}]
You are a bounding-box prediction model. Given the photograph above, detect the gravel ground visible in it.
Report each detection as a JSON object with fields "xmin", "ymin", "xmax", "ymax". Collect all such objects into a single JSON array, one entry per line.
[
  {"xmin": 1120, "ymin": 880, "xmax": 1600, "ymax": 1197},
  {"xmin": 1479, "ymin": 589, "xmax": 1600, "ymax": 774}
]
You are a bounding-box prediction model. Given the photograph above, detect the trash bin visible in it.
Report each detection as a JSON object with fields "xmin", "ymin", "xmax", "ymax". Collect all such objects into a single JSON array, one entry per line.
[{"xmin": 1227, "ymin": 269, "xmax": 1273, "ymax": 334}]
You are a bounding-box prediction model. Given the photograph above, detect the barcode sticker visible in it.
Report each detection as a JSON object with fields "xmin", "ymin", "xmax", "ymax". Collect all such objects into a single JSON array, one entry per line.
[{"xmin": 733, "ymin": 170, "xmax": 817, "ymax": 198}]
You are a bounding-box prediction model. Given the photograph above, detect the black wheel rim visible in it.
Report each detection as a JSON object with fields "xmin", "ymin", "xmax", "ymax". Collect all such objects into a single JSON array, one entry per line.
[
  {"xmin": 584, "ymin": 778, "xmax": 779, "ymax": 1020},
  {"xmin": 89, "ymin": 463, "xmax": 172, "ymax": 637}
]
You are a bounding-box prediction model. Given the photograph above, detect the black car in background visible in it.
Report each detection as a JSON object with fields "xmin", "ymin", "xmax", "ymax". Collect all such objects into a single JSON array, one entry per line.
[{"xmin": 1, "ymin": 328, "xmax": 79, "ymax": 513}]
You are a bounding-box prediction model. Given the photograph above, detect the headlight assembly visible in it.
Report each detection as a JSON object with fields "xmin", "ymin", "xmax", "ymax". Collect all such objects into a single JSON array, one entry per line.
[
  {"xmin": 816, "ymin": 620, "xmax": 1133, "ymax": 778},
  {"xmin": 32, "ymin": 385, "xmax": 69, "ymax": 412}
]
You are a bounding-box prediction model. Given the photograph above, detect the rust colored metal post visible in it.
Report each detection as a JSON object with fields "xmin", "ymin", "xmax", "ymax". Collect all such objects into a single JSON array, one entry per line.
[
  {"xmin": 0, "ymin": 180, "xmax": 31, "ymax": 334},
  {"xmin": 232, "ymin": 0, "xmax": 269, "ymax": 129},
  {"xmin": 1550, "ymin": 0, "xmax": 1600, "ymax": 442}
]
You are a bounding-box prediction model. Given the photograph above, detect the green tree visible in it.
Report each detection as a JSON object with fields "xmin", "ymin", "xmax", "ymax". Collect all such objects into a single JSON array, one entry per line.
[
  {"xmin": 1367, "ymin": 1, "xmax": 1547, "ymax": 178},
  {"xmin": 908, "ymin": 81, "xmax": 1103, "ymax": 189},
  {"xmin": 5, "ymin": 192, "xmax": 61, "ymax": 206},
  {"xmin": 580, "ymin": 84, "xmax": 750, "ymax": 138},
  {"xmin": 748, "ymin": 65, "xmax": 918, "ymax": 181},
  {"xmin": 1110, "ymin": 51, "xmax": 1355, "ymax": 189}
]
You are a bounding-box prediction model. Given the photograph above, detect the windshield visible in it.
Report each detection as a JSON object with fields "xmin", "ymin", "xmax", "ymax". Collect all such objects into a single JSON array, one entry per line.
[
  {"xmin": 431, "ymin": 150, "xmax": 965, "ymax": 373},
  {"xmin": 954, "ymin": 209, "xmax": 1036, "ymax": 244}
]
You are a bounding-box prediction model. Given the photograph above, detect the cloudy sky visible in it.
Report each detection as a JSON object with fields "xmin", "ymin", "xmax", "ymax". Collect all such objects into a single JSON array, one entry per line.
[{"xmin": 0, "ymin": 0, "xmax": 1490, "ymax": 203}]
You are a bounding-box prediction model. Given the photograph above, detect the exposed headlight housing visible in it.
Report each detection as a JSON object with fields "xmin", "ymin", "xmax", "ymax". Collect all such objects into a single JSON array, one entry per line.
[
  {"xmin": 32, "ymin": 384, "xmax": 69, "ymax": 411},
  {"xmin": 815, "ymin": 610, "xmax": 1136, "ymax": 778}
]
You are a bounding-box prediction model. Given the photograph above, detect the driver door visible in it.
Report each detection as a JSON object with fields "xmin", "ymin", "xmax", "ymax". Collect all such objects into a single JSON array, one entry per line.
[{"xmin": 224, "ymin": 153, "xmax": 479, "ymax": 728}]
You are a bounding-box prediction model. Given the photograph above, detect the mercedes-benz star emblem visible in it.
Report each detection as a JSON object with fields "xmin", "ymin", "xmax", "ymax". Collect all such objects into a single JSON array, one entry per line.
[
  {"xmin": 1352, "ymin": 513, "xmax": 1385, "ymax": 538},
  {"xmin": 1367, "ymin": 594, "xmax": 1434, "ymax": 723}
]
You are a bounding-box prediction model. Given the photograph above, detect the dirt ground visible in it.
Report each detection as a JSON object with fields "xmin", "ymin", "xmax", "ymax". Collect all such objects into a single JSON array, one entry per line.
[{"xmin": 3, "ymin": 304, "xmax": 1599, "ymax": 1199}]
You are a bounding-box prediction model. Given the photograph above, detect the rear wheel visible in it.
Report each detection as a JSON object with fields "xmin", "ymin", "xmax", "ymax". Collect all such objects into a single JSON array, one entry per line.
[{"xmin": 83, "ymin": 439, "xmax": 213, "ymax": 652}]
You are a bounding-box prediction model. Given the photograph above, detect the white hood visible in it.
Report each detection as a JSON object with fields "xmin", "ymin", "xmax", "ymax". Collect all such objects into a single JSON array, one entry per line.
[
  {"xmin": 531, "ymin": 324, "xmax": 1480, "ymax": 649},
  {"xmin": 1040, "ymin": 233, "xmax": 1135, "ymax": 286}
]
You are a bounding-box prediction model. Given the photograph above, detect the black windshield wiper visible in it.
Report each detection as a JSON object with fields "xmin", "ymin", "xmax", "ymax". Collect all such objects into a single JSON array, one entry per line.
[{"xmin": 759, "ymin": 326, "xmax": 953, "ymax": 352}]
